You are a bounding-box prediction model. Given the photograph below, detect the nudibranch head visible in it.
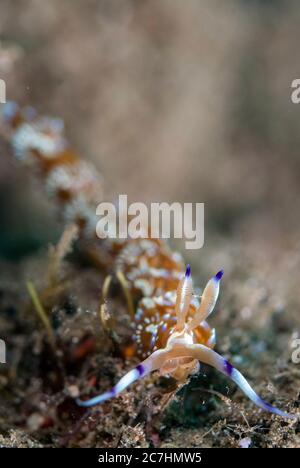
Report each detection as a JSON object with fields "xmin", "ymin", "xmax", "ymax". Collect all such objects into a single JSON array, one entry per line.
[
  {"xmin": 77, "ymin": 266, "xmax": 297, "ymax": 420},
  {"xmin": 131, "ymin": 289, "xmax": 216, "ymax": 360}
]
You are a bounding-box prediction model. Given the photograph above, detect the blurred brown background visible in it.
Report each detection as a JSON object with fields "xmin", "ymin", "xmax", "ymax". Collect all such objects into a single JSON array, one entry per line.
[{"xmin": 0, "ymin": 0, "xmax": 300, "ymax": 298}]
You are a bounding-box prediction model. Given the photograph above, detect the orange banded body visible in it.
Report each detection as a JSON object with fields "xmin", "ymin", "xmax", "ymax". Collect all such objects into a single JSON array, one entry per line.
[{"xmin": 1, "ymin": 102, "xmax": 216, "ymax": 361}]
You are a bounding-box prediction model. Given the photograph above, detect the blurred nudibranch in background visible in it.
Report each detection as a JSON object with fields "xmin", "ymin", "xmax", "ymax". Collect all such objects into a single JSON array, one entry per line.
[{"xmin": 0, "ymin": 101, "xmax": 103, "ymax": 236}]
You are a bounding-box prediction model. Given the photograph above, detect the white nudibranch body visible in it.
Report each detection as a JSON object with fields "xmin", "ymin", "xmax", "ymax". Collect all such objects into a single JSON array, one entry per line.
[{"xmin": 77, "ymin": 266, "xmax": 297, "ymax": 420}]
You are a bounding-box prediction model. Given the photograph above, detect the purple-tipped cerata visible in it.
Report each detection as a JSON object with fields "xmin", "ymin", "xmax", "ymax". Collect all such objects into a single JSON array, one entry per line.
[
  {"xmin": 185, "ymin": 264, "xmax": 191, "ymax": 278},
  {"xmin": 215, "ymin": 270, "xmax": 224, "ymax": 281}
]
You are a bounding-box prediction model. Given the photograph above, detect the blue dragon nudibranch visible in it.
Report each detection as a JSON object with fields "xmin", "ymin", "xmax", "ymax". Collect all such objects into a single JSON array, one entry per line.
[{"xmin": 77, "ymin": 266, "xmax": 296, "ymax": 419}]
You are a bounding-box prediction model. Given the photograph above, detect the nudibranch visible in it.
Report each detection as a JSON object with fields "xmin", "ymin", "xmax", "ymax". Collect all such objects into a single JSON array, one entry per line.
[
  {"xmin": 115, "ymin": 238, "xmax": 184, "ymax": 299},
  {"xmin": 77, "ymin": 267, "xmax": 296, "ymax": 419},
  {"xmin": 0, "ymin": 101, "xmax": 103, "ymax": 236},
  {"xmin": 0, "ymin": 103, "xmax": 296, "ymax": 419}
]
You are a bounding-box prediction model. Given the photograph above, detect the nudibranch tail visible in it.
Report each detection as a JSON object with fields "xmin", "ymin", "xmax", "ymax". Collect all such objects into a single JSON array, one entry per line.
[
  {"xmin": 185, "ymin": 344, "xmax": 296, "ymax": 420},
  {"xmin": 188, "ymin": 270, "xmax": 223, "ymax": 330}
]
